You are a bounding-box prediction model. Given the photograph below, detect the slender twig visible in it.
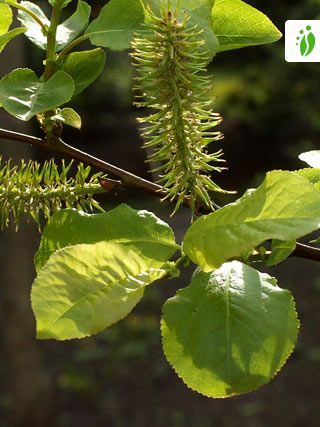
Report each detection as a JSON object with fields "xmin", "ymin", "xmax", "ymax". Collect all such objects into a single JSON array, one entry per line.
[
  {"xmin": 6, "ymin": 1, "xmax": 47, "ymax": 33},
  {"xmin": 57, "ymin": 35, "xmax": 89, "ymax": 62},
  {"xmin": 0, "ymin": 128, "xmax": 166, "ymax": 197},
  {"xmin": 293, "ymin": 242, "xmax": 320, "ymax": 262},
  {"xmin": 1, "ymin": 127, "xmax": 320, "ymax": 263}
]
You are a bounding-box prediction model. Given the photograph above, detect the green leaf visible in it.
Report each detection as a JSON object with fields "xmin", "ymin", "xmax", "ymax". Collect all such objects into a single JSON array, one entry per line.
[
  {"xmin": 32, "ymin": 241, "xmax": 168, "ymax": 340},
  {"xmin": 0, "ymin": 27, "xmax": 27, "ymax": 53},
  {"xmin": 183, "ymin": 171, "xmax": 320, "ymax": 271},
  {"xmin": 299, "ymin": 151, "xmax": 320, "ymax": 168},
  {"xmin": 51, "ymin": 107, "xmax": 81, "ymax": 129},
  {"xmin": 180, "ymin": 0, "xmax": 218, "ymax": 58},
  {"xmin": 56, "ymin": 0, "xmax": 91, "ymax": 51},
  {"xmin": 295, "ymin": 168, "xmax": 320, "ymax": 190},
  {"xmin": 85, "ymin": 0, "xmax": 145, "ymax": 51},
  {"xmin": 265, "ymin": 239, "xmax": 296, "ymax": 267},
  {"xmin": 161, "ymin": 261, "xmax": 299, "ymax": 398},
  {"xmin": 18, "ymin": 1, "xmax": 91, "ymax": 51},
  {"xmin": 59, "ymin": 48, "xmax": 106, "ymax": 95},
  {"xmin": 0, "ymin": 68, "xmax": 75, "ymax": 121},
  {"xmin": 0, "ymin": 3, "xmax": 12, "ymax": 35},
  {"xmin": 17, "ymin": 1, "xmax": 49, "ymax": 49},
  {"xmin": 35, "ymin": 204, "xmax": 178, "ymax": 272},
  {"xmin": 49, "ymin": 0, "xmax": 73, "ymax": 8},
  {"xmin": 212, "ymin": 0, "xmax": 282, "ymax": 53}
]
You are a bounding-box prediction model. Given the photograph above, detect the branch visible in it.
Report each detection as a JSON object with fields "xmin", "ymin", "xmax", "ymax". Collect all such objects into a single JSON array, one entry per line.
[
  {"xmin": 0, "ymin": 127, "xmax": 166, "ymax": 198},
  {"xmin": 292, "ymin": 242, "xmax": 320, "ymax": 262},
  {"xmin": 2, "ymin": 127, "xmax": 320, "ymax": 263}
]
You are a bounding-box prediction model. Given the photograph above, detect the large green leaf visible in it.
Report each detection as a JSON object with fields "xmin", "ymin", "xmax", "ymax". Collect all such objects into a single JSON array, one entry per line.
[
  {"xmin": 17, "ymin": 1, "xmax": 49, "ymax": 49},
  {"xmin": 0, "ymin": 68, "xmax": 74, "ymax": 121},
  {"xmin": 161, "ymin": 261, "xmax": 299, "ymax": 398},
  {"xmin": 35, "ymin": 204, "xmax": 178, "ymax": 271},
  {"xmin": 295, "ymin": 168, "xmax": 320, "ymax": 191},
  {"xmin": 0, "ymin": 3, "xmax": 12, "ymax": 35},
  {"xmin": 56, "ymin": 0, "xmax": 91, "ymax": 51},
  {"xmin": 85, "ymin": 0, "xmax": 145, "ymax": 51},
  {"xmin": 32, "ymin": 241, "xmax": 168, "ymax": 340},
  {"xmin": 0, "ymin": 27, "xmax": 27, "ymax": 53},
  {"xmin": 59, "ymin": 48, "xmax": 106, "ymax": 95},
  {"xmin": 212, "ymin": 0, "xmax": 282, "ymax": 53},
  {"xmin": 183, "ymin": 171, "xmax": 320, "ymax": 271},
  {"xmin": 18, "ymin": 1, "xmax": 91, "ymax": 51}
]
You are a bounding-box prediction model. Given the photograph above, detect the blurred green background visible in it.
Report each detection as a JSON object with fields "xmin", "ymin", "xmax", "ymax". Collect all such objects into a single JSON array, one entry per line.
[{"xmin": 1, "ymin": 1, "xmax": 320, "ymax": 426}]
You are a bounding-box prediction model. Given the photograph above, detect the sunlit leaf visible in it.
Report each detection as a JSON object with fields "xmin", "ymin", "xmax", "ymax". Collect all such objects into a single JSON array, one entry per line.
[
  {"xmin": 212, "ymin": 0, "xmax": 282, "ymax": 53},
  {"xmin": 162, "ymin": 261, "xmax": 299, "ymax": 397},
  {"xmin": 32, "ymin": 241, "xmax": 168, "ymax": 340},
  {"xmin": 0, "ymin": 68, "xmax": 74, "ymax": 121},
  {"xmin": 35, "ymin": 204, "xmax": 178, "ymax": 271},
  {"xmin": 183, "ymin": 171, "xmax": 320, "ymax": 271}
]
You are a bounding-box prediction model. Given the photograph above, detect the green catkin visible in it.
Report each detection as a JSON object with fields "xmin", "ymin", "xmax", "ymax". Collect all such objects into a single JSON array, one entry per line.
[
  {"xmin": 0, "ymin": 158, "xmax": 106, "ymax": 229},
  {"xmin": 132, "ymin": 2, "xmax": 229, "ymax": 215}
]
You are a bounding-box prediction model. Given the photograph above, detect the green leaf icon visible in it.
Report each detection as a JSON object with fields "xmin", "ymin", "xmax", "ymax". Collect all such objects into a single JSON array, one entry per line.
[{"xmin": 299, "ymin": 26, "xmax": 316, "ymax": 57}]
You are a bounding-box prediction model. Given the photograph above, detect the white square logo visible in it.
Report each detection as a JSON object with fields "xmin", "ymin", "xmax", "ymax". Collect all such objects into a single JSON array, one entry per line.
[{"xmin": 285, "ymin": 20, "xmax": 320, "ymax": 62}]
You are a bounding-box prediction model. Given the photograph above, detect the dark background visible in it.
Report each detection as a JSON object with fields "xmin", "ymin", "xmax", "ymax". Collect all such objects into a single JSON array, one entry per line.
[{"xmin": 0, "ymin": 1, "xmax": 320, "ymax": 426}]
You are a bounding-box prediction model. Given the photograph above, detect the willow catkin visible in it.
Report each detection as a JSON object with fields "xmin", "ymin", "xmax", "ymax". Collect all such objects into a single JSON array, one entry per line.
[
  {"xmin": 132, "ymin": 2, "xmax": 229, "ymax": 215},
  {"xmin": 0, "ymin": 158, "xmax": 105, "ymax": 229}
]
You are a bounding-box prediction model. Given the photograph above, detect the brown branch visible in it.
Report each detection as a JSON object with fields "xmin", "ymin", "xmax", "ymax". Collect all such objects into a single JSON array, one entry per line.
[
  {"xmin": 1, "ymin": 127, "xmax": 320, "ymax": 263},
  {"xmin": 0, "ymin": 127, "xmax": 166, "ymax": 198},
  {"xmin": 292, "ymin": 242, "xmax": 320, "ymax": 262}
]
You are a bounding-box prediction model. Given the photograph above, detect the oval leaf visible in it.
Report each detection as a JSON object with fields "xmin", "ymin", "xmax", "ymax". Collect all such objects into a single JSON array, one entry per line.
[
  {"xmin": 183, "ymin": 171, "xmax": 320, "ymax": 271},
  {"xmin": 85, "ymin": 0, "xmax": 145, "ymax": 51},
  {"xmin": 161, "ymin": 261, "xmax": 299, "ymax": 398},
  {"xmin": 212, "ymin": 0, "xmax": 282, "ymax": 53},
  {"xmin": 35, "ymin": 204, "xmax": 178, "ymax": 271},
  {"xmin": 0, "ymin": 68, "xmax": 74, "ymax": 121},
  {"xmin": 59, "ymin": 48, "xmax": 106, "ymax": 95},
  {"xmin": 32, "ymin": 241, "xmax": 168, "ymax": 340}
]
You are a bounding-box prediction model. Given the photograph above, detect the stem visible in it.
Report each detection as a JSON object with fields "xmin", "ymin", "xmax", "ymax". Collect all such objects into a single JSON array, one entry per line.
[
  {"xmin": 57, "ymin": 35, "xmax": 89, "ymax": 62},
  {"xmin": 43, "ymin": 0, "xmax": 64, "ymax": 81},
  {"xmin": 1, "ymin": 127, "xmax": 320, "ymax": 264},
  {"xmin": 6, "ymin": 1, "xmax": 47, "ymax": 33},
  {"xmin": 291, "ymin": 242, "xmax": 320, "ymax": 262},
  {"xmin": 0, "ymin": 128, "xmax": 166, "ymax": 197}
]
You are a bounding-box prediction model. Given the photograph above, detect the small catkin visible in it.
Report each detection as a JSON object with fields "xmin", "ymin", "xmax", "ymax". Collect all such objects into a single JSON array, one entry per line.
[
  {"xmin": 0, "ymin": 158, "xmax": 106, "ymax": 229},
  {"xmin": 132, "ymin": 2, "xmax": 229, "ymax": 215}
]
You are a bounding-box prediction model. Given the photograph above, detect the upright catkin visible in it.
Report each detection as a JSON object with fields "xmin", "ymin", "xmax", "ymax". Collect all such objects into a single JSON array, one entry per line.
[{"xmin": 132, "ymin": 3, "xmax": 229, "ymax": 214}]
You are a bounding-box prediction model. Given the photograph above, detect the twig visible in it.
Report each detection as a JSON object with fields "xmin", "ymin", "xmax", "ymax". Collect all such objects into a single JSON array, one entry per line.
[
  {"xmin": 0, "ymin": 127, "xmax": 166, "ymax": 197},
  {"xmin": 1, "ymin": 127, "xmax": 320, "ymax": 263},
  {"xmin": 293, "ymin": 242, "xmax": 320, "ymax": 262}
]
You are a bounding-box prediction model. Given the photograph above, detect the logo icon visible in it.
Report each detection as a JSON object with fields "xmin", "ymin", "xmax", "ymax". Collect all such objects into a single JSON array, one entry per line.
[
  {"xmin": 285, "ymin": 20, "xmax": 320, "ymax": 62},
  {"xmin": 296, "ymin": 25, "xmax": 316, "ymax": 57}
]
